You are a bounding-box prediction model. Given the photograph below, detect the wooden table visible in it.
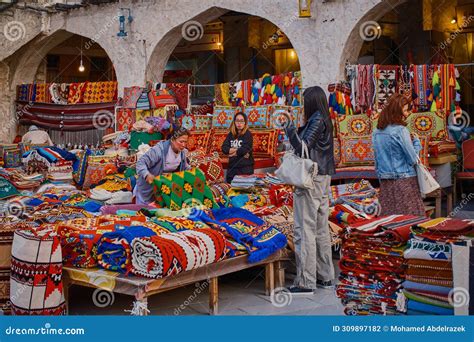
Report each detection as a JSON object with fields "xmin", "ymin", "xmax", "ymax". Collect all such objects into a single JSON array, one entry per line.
[
  {"xmin": 425, "ymin": 187, "xmax": 453, "ymax": 218},
  {"xmin": 63, "ymin": 249, "xmax": 290, "ymax": 315}
]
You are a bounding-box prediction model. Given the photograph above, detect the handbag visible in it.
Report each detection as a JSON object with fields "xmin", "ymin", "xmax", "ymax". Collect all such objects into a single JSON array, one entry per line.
[
  {"xmin": 415, "ymin": 157, "xmax": 440, "ymax": 197},
  {"xmin": 275, "ymin": 142, "xmax": 318, "ymax": 189}
]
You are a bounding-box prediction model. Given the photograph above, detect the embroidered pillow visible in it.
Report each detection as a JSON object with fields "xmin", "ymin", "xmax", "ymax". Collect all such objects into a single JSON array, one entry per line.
[
  {"xmin": 336, "ymin": 114, "xmax": 372, "ymax": 137},
  {"xmin": 123, "ymin": 86, "xmax": 144, "ymax": 108},
  {"xmin": 153, "ymin": 168, "xmax": 218, "ymax": 210},
  {"xmin": 407, "ymin": 111, "xmax": 448, "ymax": 141},
  {"xmin": 188, "ymin": 152, "xmax": 225, "ymax": 185},
  {"xmin": 212, "ymin": 106, "xmax": 238, "ymax": 129},
  {"xmin": 252, "ymin": 129, "xmax": 277, "ymax": 159},
  {"xmin": 187, "ymin": 131, "xmax": 211, "ymax": 152},
  {"xmin": 187, "ymin": 149, "xmax": 206, "ymax": 164},
  {"xmin": 244, "ymin": 105, "xmax": 271, "ymax": 128},
  {"xmin": 339, "ymin": 135, "xmax": 375, "ymax": 166},
  {"xmin": 194, "ymin": 115, "xmax": 213, "ymax": 131},
  {"xmin": 116, "ymin": 108, "xmax": 135, "ymax": 132},
  {"xmin": 207, "ymin": 130, "xmax": 228, "ymax": 157}
]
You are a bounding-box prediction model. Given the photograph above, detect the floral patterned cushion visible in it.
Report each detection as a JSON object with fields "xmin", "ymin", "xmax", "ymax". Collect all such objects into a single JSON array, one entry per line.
[
  {"xmin": 336, "ymin": 114, "xmax": 372, "ymax": 137},
  {"xmin": 407, "ymin": 111, "xmax": 448, "ymax": 141},
  {"xmin": 339, "ymin": 135, "xmax": 374, "ymax": 166}
]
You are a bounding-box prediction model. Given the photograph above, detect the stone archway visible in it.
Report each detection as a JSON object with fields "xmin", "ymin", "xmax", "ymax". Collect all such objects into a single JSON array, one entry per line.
[{"xmin": 338, "ymin": 0, "xmax": 409, "ymax": 79}]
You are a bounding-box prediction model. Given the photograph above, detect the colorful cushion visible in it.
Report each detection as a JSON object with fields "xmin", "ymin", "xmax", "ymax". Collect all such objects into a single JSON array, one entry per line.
[
  {"xmin": 116, "ymin": 108, "xmax": 135, "ymax": 131},
  {"xmin": 252, "ymin": 129, "xmax": 277, "ymax": 159},
  {"xmin": 212, "ymin": 106, "xmax": 238, "ymax": 129},
  {"xmin": 339, "ymin": 135, "xmax": 375, "ymax": 166},
  {"xmin": 334, "ymin": 138, "xmax": 341, "ymax": 167},
  {"xmin": 407, "ymin": 111, "xmax": 448, "ymax": 141},
  {"xmin": 82, "ymin": 161, "xmax": 117, "ymax": 190},
  {"xmin": 136, "ymin": 91, "xmax": 151, "ymax": 110},
  {"xmin": 149, "ymin": 91, "xmax": 176, "ymax": 108},
  {"xmin": 187, "ymin": 131, "xmax": 211, "ymax": 152},
  {"xmin": 153, "ymin": 168, "xmax": 218, "ymax": 210},
  {"xmin": 4, "ymin": 149, "xmax": 21, "ymax": 168},
  {"xmin": 35, "ymin": 83, "xmax": 49, "ymax": 103},
  {"xmin": 188, "ymin": 152, "xmax": 225, "ymax": 185},
  {"xmin": 194, "ymin": 115, "xmax": 213, "ymax": 131},
  {"xmin": 123, "ymin": 86, "xmax": 144, "ymax": 108},
  {"xmin": 207, "ymin": 130, "xmax": 228, "ymax": 156},
  {"xmin": 244, "ymin": 105, "xmax": 271, "ymax": 128},
  {"xmin": 336, "ymin": 114, "xmax": 372, "ymax": 136}
]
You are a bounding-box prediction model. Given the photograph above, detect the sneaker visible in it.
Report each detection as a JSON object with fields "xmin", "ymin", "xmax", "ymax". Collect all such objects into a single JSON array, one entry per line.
[
  {"xmin": 316, "ymin": 280, "xmax": 335, "ymax": 289},
  {"xmin": 287, "ymin": 286, "xmax": 314, "ymax": 295}
]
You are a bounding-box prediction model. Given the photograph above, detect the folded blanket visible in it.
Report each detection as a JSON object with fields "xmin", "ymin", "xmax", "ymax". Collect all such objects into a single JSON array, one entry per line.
[
  {"xmin": 403, "ymin": 289, "xmax": 453, "ymax": 309},
  {"xmin": 131, "ymin": 228, "xmax": 226, "ymax": 278},
  {"xmin": 411, "ymin": 218, "xmax": 474, "ymax": 241},
  {"xmin": 407, "ymin": 299, "xmax": 454, "ymax": 315},
  {"xmin": 96, "ymin": 225, "xmax": 162, "ymax": 272},
  {"xmin": 190, "ymin": 207, "xmax": 287, "ymax": 263},
  {"xmin": 404, "ymin": 239, "xmax": 452, "ymax": 261},
  {"xmin": 402, "ymin": 280, "xmax": 452, "ymax": 296}
]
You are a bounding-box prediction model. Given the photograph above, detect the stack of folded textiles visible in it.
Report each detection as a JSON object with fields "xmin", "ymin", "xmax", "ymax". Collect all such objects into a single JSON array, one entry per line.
[
  {"xmin": 231, "ymin": 175, "xmax": 258, "ymax": 188},
  {"xmin": 399, "ymin": 218, "xmax": 474, "ymax": 315},
  {"xmin": 329, "ymin": 179, "xmax": 380, "ymax": 214},
  {"xmin": 263, "ymin": 173, "xmax": 285, "ymax": 186},
  {"xmin": 336, "ymin": 215, "xmax": 429, "ymax": 315},
  {"xmin": 48, "ymin": 161, "xmax": 74, "ymax": 183}
]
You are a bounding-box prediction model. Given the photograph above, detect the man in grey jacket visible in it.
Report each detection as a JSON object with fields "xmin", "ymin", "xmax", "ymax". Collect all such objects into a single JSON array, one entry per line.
[{"xmin": 134, "ymin": 128, "xmax": 190, "ymax": 204}]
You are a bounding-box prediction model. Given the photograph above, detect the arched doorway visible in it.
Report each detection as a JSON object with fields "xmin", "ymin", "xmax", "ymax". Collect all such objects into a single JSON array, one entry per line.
[{"xmin": 7, "ymin": 30, "xmax": 117, "ymax": 146}]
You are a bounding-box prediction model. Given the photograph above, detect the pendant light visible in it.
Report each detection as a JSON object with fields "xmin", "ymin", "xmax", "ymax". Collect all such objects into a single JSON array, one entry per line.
[{"xmin": 79, "ymin": 38, "xmax": 85, "ymax": 72}]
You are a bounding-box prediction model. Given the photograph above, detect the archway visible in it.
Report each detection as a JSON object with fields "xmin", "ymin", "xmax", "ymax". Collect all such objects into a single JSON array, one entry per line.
[{"xmin": 146, "ymin": 7, "xmax": 301, "ymax": 86}]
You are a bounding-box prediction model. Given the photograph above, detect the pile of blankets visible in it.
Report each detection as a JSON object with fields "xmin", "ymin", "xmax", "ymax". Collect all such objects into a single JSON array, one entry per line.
[
  {"xmin": 329, "ymin": 179, "xmax": 380, "ymax": 216},
  {"xmin": 398, "ymin": 218, "xmax": 474, "ymax": 315},
  {"xmin": 336, "ymin": 215, "xmax": 429, "ymax": 315}
]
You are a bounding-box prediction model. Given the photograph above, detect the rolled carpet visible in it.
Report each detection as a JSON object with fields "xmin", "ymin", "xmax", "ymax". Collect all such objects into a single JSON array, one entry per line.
[
  {"xmin": 131, "ymin": 228, "xmax": 226, "ymax": 278},
  {"xmin": 97, "ymin": 225, "xmax": 164, "ymax": 273}
]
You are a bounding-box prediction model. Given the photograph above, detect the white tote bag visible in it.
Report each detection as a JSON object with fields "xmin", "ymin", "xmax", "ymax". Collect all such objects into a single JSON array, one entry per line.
[
  {"xmin": 275, "ymin": 142, "xmax": 318, "ymax": 189},
  {"xmin": 415, "ymin": 158, "xmax": 440, "ymax": 197}
]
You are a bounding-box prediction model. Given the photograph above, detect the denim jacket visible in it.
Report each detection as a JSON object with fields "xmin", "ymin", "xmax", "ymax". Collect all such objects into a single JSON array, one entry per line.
[{"xmin": 373, "ymin": 125, "xmax": 422, "ymax": 179}]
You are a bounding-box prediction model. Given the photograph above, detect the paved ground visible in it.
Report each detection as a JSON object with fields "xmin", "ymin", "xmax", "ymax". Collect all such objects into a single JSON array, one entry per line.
[{"xmin": 68, "ymin": 264, "xmax": 345, "ymax": 316}]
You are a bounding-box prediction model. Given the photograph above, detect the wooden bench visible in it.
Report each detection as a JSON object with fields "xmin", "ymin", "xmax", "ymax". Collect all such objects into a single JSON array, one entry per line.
[{"xmin": 63, "ymin": 249, "xmax": 290, "ymax": 315}]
